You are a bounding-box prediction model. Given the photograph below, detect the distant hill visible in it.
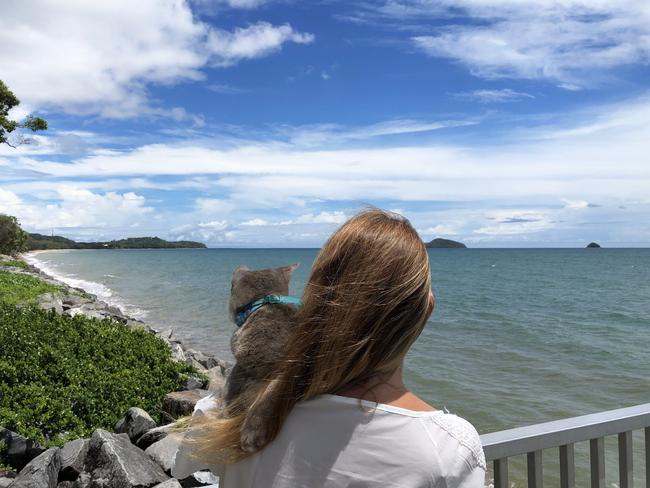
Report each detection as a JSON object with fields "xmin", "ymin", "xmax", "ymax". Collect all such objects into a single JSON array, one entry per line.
[
  {"xmin": 26, "ymin": 234, "xmax": 206, "ymax": 250},
  {"xmin": 586, "ymin": 242, "xmax": 601, "ymax": 248},
  {"xmin": 425, "ymin": 238, "xmax": 467, "ymax": 249}
]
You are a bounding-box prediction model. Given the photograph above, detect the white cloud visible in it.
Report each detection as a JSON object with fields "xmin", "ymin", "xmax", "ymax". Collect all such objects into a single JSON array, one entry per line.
[
  {"xmin": 0, "ymin": 1, "xmax": 313, "ymax": 117},
  {"xmin": 207, "ymin": 22, "xmax": 314, "ymax": 67},
  {"xmin": 18, "ymin": 89, "xmax": 650, "ymax": 205},
  {"xmin": 0, "ymin": 186, "xmax": 153, "ymax": 232},
  {"xmin": 405, "ymin": 0, "xmax": 650, "ymax": 87},
  {"xmin": 292, "ymin": 212, "xmax": 348, "ymax": 224},
  {"xmin": 241, "ymin": 218, "xmax": 270, "ymax": 226},
  {"xmin": 238, "ymin": 212, "xmax": 347, "ymax": 227},
  {"xmin": 282, "ymin": 118, "xmax": 478, "ymax": 147},
  {"xmin": 226, "ymin": 0, "xmax": 273, "ymax": 8},
  {"xmin": 562, "ymin": 199, "xmax": 600, "ymax": 209},
  {"xmin": 4, "ymin": 93, "xmax": 650, "ymax": 245},
  {"xmin": 453, "ymin": 88, "xmax": 534, "ymax": 103}
]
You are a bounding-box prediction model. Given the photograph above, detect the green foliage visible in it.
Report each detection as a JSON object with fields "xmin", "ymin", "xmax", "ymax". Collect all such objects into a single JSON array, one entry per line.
[
  {"xmin": 0, "ymin": 271, "xmax": 61, "ymax": 305},
  {"xmin": 27, "ymin": 234, "xmax": 206, "ymax": 250},
  {"xmin": 0, "ymin": 259, "xmax": 28, "ymax": 269},
  {"xmin": 0, "ymin": 79, "xmax": 47, "ymax": 147},
  {"xmin": 0, "ymin": 215, "xmax": 28, "ymax": 256},
  {"xmin": 0, "ymin": 303, "xmax": 196, "ymax": 447}
]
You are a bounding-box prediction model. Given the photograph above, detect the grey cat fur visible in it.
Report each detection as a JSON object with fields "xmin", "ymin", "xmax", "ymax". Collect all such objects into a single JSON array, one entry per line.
[{"xmin": 225, "ymin": 263, "xmax": 300, "ymax": 452}]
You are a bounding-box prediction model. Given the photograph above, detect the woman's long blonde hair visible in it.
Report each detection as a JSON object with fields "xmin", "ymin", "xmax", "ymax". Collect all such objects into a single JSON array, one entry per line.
[{"xmin": 185, "ymin": 207, "xmax": 433, "ymax": 463}]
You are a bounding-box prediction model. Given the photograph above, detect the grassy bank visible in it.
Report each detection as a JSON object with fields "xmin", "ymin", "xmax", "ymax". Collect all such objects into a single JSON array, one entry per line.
[{"xmin": 0, "ymin": 262, "xmax": 200, "ymax": 449}]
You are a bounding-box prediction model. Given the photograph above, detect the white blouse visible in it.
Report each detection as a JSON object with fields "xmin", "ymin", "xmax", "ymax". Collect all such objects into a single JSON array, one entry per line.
[{"xmin": 172, "ymin": 394, "xmax": 486, "ymax": 488}]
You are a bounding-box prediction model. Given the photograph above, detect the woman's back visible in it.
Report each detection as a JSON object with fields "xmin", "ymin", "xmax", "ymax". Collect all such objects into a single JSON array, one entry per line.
[
  {"xmin": 176, "ymin": 209, "xmax": 486, "ymax": 487},
  {"xmin": 219, "ymin": 394, "xmax": 485, "ymax": 488}
]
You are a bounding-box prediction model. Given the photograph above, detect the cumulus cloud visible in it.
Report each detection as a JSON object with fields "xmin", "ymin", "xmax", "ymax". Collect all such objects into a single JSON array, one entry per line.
[
  {"xmin": 360, "ymin": 1, "xmax": 650, "ymax": 87},
  {"xmin": 207, "ymin": 22, "xmax": 314, "ymax": 67},
  {"xmin": 0, "ymin": 0, "xmax": 313, "ymax": 118},
  {"xmin": 0, "ymin": 186, "xmax": 153, "ymax": 232}
]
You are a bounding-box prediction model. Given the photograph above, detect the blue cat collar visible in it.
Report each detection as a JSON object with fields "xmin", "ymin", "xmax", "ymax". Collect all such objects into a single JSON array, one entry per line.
[{"xmin": 234, "ymin": 294, "xmax": 302, "ymax": 327}]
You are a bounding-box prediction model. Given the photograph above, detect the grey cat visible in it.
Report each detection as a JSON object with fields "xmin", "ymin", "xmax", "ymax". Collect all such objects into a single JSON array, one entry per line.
[{"xmin": 225, "ymin": 263, "xmax": 300, "ymax": 451}]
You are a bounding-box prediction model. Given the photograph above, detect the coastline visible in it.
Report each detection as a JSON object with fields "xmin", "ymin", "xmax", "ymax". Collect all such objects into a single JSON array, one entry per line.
[
  {"xmin": 11, "ymin": 250, "xmax": 231, "ymax": 380},
  {"xmin": 21, "ymin": 249, "xmax": 148, "ymax": 321}
]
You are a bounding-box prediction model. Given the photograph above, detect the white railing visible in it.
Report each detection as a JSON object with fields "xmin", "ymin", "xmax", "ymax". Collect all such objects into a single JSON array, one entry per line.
[{"xmin": 480, "ymin": 403, "xmax": 650, "ymax": 488}]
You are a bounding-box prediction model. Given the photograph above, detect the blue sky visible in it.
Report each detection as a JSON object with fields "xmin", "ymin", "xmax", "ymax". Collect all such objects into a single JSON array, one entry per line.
[{"xmin": 1, "ymin": 0, "xmax": 649, "ymax": 247}]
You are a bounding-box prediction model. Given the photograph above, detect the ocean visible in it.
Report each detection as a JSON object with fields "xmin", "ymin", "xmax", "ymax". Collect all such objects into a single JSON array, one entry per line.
[{"xmin": 25, "ymin": 248, "xmax": 650, "ymax": 485}]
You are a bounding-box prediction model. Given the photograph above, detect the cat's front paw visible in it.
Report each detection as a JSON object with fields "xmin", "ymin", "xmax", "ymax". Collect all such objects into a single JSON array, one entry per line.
[{"xmin": 240, "ymin": 415, "xmax": 267, "ymax": 453}]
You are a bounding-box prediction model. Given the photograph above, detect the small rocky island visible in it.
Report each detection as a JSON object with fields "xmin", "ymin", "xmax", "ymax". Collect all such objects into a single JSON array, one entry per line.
[
  {"xmin": 27, "ymin": 234, "xmax": 206, "ymax": 250},
  {"xmin": 425, "ymin": 238, "xmax": 467, "ymax": 249},
  {"xmin": 586, "ymin": 242, "xmax": 601, "ymax": 248}
]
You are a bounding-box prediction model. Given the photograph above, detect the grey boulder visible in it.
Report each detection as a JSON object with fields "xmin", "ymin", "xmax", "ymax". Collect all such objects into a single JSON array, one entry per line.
[
  {"xmin": 80, "ymin": 429, "xmax": 168, "ymax": 487},
  {"xmin": 7, "ymin": 448, "xmax": 60, "ymax": 488},
  {"xmin": 57, "ymin": 438, "xmax": 88, "ymax": 483},
  {"xmin": 181, "ymin": 377, "xmax": 205, "ymax": 392},
  {"xmin": 185, "ymin": 351, "xmax": 219, "ymax": 371},
  {"xmin": 151, "ymin": 480, "xmax": 183, "ymax": 488},
  {"xmin": 135, "ymin": 424, "xmax": 176, "ymax": 451},
  {"xmin": 0, "ymin": 427, "xmax": 45, "ymax": 471},
  {"xmin": 36, "ymin": 293, "xmax": 63, "ymax": 314},
  {"xmin": 178, "ymin": 470, "xmax": 219, "ymax": 488},
  {"xmin": 114, "ymin": 408, "xmax": 157, "ymax": 443},
  {"xmin": 145, "ymin": 435, "xmax": 181, "ymax": 474},
  {"xmin": 0, "ymin": 478, "xmax": 15, "ymax": 488},
  {"xmin": 161, "ymin": 391, "xmax": 209, "ymax": 424}
]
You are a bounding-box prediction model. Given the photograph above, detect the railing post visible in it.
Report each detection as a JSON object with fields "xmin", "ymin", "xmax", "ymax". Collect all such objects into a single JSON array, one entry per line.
[
  {"xmin": 618, "ymin": 431, "xmax": 633, "ymax": 488},
  {"xmin": 494, "ymin": 458, "xmax": 508, "ymax": 488},
  {"xmin": 559, "ymin": 444, "xmax": 575, "ymax": 488},
  {"xmin": 527, "ymin": 450, "xmax": 543, "ymax": 488},
  {"xmin": 645, "ymin": 427, "xmax": 650, "ymax": 488},
  {"xmin": 590, "ymin": 437, "xmax": 605, "ymax": 488}
]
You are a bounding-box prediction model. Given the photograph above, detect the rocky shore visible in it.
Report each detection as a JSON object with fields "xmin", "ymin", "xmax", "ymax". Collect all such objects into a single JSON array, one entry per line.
[{"xmin": 0, "ymin": 254, "xmax": 230, "ymax": 488}]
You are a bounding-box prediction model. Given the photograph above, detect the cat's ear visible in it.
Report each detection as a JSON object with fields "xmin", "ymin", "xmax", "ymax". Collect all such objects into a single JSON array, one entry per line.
[
  {"xmin": 281, "ymin": 263, "xmax": 299, "ymax": 280},
  {"xmin": 232, "ymin": 265, "xmax": 250, "ymax": 283}
]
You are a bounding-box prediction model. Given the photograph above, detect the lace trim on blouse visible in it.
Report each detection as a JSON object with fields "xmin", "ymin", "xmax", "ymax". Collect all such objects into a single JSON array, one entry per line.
[{"xmin": 428, "ymin": 413, "xmax": 487, "ymax": 471}]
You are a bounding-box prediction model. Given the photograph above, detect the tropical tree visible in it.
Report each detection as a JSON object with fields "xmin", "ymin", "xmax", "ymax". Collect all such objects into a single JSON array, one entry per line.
[
  {"xmin": 0, "ymin": 214, "xmax": 28, "ymax": 256},
  {"xmin": 0, "ymin": 80, "xmax": 47, "ymax": 148}
]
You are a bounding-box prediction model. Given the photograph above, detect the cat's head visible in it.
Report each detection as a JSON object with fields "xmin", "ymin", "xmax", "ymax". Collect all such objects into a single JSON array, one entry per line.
[{"xmin": 228, "ymin": 263, "xmax": 300, "ymax": 323}]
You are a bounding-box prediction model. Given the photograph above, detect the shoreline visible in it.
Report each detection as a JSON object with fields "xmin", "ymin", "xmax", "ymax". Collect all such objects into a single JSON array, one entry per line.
[
  {"xmin": 22, "ymin": 249, "xmax": 148, "ymax": 321},
  {"xmin": 12, "ymin": 251, "xmax": 230, "ymax": 373}
]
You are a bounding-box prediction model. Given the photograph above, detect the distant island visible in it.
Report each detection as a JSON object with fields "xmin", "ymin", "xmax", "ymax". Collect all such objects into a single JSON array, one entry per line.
[
  {"xmin": 586, "ymin": 242, "xmax": 601, "ymax": 248},
  {"xmin": 425, "ymin": 238, "xmax": 467, "ymax": 249},
  {"xmin": 26, "ymin": 234, "xmax": 206, "ymax": 250}
]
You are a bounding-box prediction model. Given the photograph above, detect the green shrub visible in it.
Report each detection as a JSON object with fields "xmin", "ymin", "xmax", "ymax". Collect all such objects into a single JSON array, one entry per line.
[
  {"xmin": 0, "ymin": 304, "xmax": 197, "ymax": 446},
  {"xmin": 0, "ymin": 259, "xmax": 28, "ymax": 269},
  {"xmin": 0, "ymin": 271, "xmax": 61, "ymax": 305}
]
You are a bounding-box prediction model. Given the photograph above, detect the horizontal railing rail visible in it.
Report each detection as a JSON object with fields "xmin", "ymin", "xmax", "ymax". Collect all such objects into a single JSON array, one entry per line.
[{"xmin": 479, "ymin": 402, "xmax": 650, "ymax": 488}]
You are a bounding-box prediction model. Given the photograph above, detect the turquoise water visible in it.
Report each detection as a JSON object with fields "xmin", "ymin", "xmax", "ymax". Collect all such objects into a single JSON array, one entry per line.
[{"xmin": 27, "ymin": 248, "xmax": 650, "ymax": 439}]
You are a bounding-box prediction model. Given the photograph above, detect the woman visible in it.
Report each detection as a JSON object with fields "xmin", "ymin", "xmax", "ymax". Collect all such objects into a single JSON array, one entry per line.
[{"xmin": 173, "ymin": 208, "xmax": 486, "ymax": 487}]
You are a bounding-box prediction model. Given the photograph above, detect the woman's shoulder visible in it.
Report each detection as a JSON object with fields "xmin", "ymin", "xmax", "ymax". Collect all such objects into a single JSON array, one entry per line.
[{"xmin": 422, "ymin": 411, "xmax": 486, "ymax": 472}]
